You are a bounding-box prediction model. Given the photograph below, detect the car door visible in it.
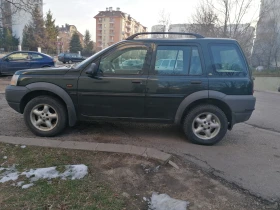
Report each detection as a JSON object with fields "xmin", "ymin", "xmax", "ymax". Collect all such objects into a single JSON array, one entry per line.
[
  {"xmin": 29, "ymin": 53, "xmax": 44, "ymax": 68},
  {"xmin": 1, "ymin": 52, "xmax": 30, "ymax": 74},
  {"xmin": 145, "ymin": 44, "xmax": 208, "ymax": 120},
  {"xmin": 77, "ymin": 42, "xmax": 151, "ymax": 118}
]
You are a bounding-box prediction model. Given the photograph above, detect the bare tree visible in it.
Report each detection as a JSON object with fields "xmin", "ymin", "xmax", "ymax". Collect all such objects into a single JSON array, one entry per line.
[
  {"xmin": 152, "ymin": 9, "xmax": 170, "ymax": 38},
  {"xmin": 189, "ymin": 0, "xmax": 257, "ymax": 62},
  {"xmin": 0, "ymin": 0, "xmax": 36, "ymax": 28}
]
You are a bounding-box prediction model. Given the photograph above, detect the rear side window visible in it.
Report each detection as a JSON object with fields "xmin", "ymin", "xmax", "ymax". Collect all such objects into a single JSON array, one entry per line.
[
  {"xmin": 31, "ymin": 53, "xmax": 43, "ymax": 60},
  {"xmin": 210, "ymin": 44, "xmax": 247, "ymax": 76}
]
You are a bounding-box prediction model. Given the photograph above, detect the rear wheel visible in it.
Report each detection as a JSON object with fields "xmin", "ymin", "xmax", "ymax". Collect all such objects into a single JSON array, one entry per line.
[
  {"xmin": 24, "ymin": 96, "xmax": 67, "ymax": 137},
  {"xmin": 183, "ymin": 105, "xmax": 228, "ymax": 145}
]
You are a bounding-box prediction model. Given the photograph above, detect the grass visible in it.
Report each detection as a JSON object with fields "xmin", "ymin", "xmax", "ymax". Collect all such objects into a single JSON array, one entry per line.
[{"xmin": 0, "ymin": 143, "xmax": 126, "ymax": 210}]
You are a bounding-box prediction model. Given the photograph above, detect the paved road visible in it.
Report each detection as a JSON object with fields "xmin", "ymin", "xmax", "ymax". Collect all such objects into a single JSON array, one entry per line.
[{"xmin": 0, "ymin": 87, "xmax": 279, "ymax": 202}]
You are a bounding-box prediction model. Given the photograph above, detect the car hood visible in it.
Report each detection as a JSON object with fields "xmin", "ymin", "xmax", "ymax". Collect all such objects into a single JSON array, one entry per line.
[{"xmin": 16, "ymin": 66, "xmax": 70, "ymax": 75}]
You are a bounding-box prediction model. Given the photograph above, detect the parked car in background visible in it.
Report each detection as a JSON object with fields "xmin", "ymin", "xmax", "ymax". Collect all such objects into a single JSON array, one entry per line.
[
  {"xmin": 58, "ymin": 53, "xmax": 86, "ymax": 64},
  {"xmin": 0, "ymin": 51, "xmax": 55, "ymax": 76},
  {"xmin": 5, "ymin": 32, "xmax": 256, "ymax": 145}
]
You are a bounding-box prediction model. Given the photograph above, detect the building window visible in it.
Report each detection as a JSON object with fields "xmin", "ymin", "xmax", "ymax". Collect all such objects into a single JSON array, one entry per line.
[{"xmin": 110, "ymin": 17, "xmax": 114, "ymax": 22}]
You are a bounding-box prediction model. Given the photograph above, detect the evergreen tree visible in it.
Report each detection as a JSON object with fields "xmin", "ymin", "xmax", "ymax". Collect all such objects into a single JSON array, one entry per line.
[
  {"xmin": 0, "ymin": 28, "xmax": 19, "ymax": 51},
  {"xmin": 31, "ymin": 5, "xmax": 46, "ymax": 49},
  {"xmin": 82, "ymin": 30, "xmax": 95, "ymax": 56},
  {"xmin": 22, "ymin": 25, "xmax": 34, "ymax": 50},
  {"xmin": 45, "ymin": 10, "xmax": 58, "ymax": 53},
  {"xmin": 69, "ymin": 32, "xmax": 83, "ymax": 53}
]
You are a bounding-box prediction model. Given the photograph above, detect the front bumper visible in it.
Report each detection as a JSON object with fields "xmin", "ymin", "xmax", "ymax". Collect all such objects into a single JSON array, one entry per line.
[{"xmin": 5, "ymin": 85, "xmax": 30, "ymax": 113}]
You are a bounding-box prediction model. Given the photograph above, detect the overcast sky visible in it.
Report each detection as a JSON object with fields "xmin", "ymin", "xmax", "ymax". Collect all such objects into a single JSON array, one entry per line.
[
  {"xmin": 43, "ymin": 0, "xmax": 260, "ymax": 41},
  {"xmin": 43, "ymin": 0, "xmax": 201, "ymax": 40}
]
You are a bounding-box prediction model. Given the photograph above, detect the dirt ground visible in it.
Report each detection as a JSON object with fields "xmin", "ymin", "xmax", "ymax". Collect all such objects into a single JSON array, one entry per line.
[{"xmin": 0, "ymin": 143, "xmax": 275, "ymax": 210}]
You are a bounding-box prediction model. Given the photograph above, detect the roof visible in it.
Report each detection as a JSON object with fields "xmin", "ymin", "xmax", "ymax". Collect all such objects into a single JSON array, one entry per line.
[
  {"xmin": 122, "ymin": 38, "xmax": 237, "ymax": 44},
  {"xmin": 94, "ymin": 11, "xmax": 126, "ymax": 18}
]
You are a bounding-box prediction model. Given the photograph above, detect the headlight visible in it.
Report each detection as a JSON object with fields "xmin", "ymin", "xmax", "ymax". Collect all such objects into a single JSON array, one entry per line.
[{"xmin": 10, "ymin": 75, "xmax": 19, "ymax": 86}]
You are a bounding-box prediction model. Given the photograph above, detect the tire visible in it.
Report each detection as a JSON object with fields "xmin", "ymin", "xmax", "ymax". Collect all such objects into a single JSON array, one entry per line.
[
  {"xmin": 183, "ymin": 105, "xmax": 228, "ymax": 145},
  {"xmin": 24, "ymin": 96, "xmax": 67, "ymax": 137},
  {"xmin": 63, "ymin": 62, "xmax": 66, "ymax": 64}
]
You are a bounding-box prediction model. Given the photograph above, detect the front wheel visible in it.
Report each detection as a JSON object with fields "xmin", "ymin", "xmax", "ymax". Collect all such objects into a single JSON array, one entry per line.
[
  {"xmin": 24, "ymin": 96, "xmax": 67, "ymax": 137},
  {"xmin": 183, "ymin": 105, "xmax": 228, "ymax": 145}
]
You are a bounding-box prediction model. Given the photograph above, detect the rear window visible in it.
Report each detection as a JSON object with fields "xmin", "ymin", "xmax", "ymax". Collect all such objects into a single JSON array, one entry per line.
[{"xmin": 210, "ymin": 44, "xmax": 247, "ymax": 76}]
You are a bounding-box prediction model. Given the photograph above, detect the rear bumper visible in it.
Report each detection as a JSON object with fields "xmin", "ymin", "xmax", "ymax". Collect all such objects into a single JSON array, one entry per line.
[
  {"xmin": 5, "ymin": 85, "xmax": 30, "ymax": 113},
  {"xmin": 225, "ymin": 95, "xmax": 256, "ymax": 129}
]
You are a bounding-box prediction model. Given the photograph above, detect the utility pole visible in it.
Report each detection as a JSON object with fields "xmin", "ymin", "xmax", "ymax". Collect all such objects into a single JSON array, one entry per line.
[{"xmin": 57, "ymin": 36, "xmax": 60, "ymax": 55}]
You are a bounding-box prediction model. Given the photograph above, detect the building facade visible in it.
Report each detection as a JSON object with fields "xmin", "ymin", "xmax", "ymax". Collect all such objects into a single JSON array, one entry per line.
[
  {"xmin": 58, "ymin": 24, "xmax": 84, "ymax": 53},
  {"xmin": 0, "ymin": 0, "xmax": 43, "ymax": 44},
  {"xmin": 94, "ymin": 7, "xmax": 147, "ymax": 51},
  {"xmin": 252, "ymin": 0, "xmax": 280, "ymax": 67}
]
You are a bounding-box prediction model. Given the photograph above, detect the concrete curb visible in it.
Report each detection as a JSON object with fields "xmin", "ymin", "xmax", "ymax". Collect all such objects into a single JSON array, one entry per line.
[
  {"xmin": 0, "ymin": 91, "xmax": 5, "ymax": 94},
  {"xmin": 0, "ymin": 136, "xmax": 172, "ymax": 163}
]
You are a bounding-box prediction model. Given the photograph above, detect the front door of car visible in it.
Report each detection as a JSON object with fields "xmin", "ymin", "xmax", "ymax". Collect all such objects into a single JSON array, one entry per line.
[
  {"xmin": 78, "ymin": 42, "xmax": 151, "ymax": 118},
  {"xmin": 1, "ymin": 52, "xmax": 30, "ymax": 74},
  {"xmin": 145, "ymin": 44, "xmax": 208, "ymax": 120}
]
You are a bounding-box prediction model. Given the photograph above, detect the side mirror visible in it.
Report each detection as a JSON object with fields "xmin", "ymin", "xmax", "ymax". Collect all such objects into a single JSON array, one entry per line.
[{"xmin": 85, "ymin": 63, "xmax": 98, "ymax": 76}]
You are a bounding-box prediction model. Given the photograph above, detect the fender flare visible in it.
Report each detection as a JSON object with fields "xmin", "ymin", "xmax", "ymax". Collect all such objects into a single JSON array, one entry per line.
[
  {"xmin": 174, "ymin": 90, "xmax": 209, "ymax": 124},
  {"xmin": 26, "ymin": 82, "xmax": 77, "ymax": 127}
]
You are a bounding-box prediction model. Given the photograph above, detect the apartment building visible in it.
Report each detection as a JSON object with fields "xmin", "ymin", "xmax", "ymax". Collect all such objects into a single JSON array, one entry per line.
[
  {"xmin": 94, "ymin": 7, "xmax": 147, "ymax": 51},
  {"xmin": 58, "ymin": 24, "xmax": 84, "ymax": 52}
]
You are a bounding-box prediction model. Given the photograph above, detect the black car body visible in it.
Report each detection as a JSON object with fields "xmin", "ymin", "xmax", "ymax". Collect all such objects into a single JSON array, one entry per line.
[
  {"xmin": 5, "ymin": 32, "xmax": 256, "ymax": 145},
  {"xmin": 0, "ymin": 51, "xmax": 55, "ymax": 76},
  {"xmin": 58, "ymin": 53, "xmax": 85, "ymax": 64}
]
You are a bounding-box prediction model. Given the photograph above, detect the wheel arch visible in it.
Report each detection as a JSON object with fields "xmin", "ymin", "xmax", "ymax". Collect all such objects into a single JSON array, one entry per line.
[
  {"xmin": 175, "ymin": 91, "xmax": 233, "ymax": 129},
  {"xmin": 21, "ymin": 82, "xmax": 77, "ymax": 127}
]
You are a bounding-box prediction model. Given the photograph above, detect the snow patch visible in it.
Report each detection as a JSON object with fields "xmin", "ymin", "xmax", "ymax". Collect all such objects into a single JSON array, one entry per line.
[
  {"xmin": 0, "ymin": 164, "xmax": 88, "ymax": 188},
  {"xmin": 3, "ymin": 156, "xmax": 7, "ymax": 160},
  {"xmin": 20, "ymin": 145, "xmax": 26, "ymax": 149},
  {"xmin": 22, "ymin": 183, "xmax": 34, "ymax": 189},
  {"xmin": 148, "ymin": 193, "xmax": 189, "ymax": 210},
  {"xmin": 61, "ymin": 165, "xmax": 88, "ymax": 180},
  {"xmin": 17, "ymin": 181, "xmax": 25, "ymax": 187},
  {"xmin": 22, "ymin": 167, "xmax": 60, "ymax": 182}
]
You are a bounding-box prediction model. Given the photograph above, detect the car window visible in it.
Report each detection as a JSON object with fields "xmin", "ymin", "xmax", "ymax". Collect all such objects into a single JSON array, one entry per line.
[
  {"xmin": 189, "ymin": 47, "xmax": 202, "ymax": 75},
  {"xmin": 99, "ymin": 46, "xmax": 148, "ymax": 75},
  {"xmin": 8, "ymin": 53, "xmax": 29, "ymax": 61},
  {"xmin": 31, "ymin": 53, "xmax": 43, "ymax": 60},
  {"xmin": 210, "ymin": 44, "xmax": 247, "ymax": 76},
  {"xmin": 155, "ymin": 46, "xmax": 190, "ymax": 75}
]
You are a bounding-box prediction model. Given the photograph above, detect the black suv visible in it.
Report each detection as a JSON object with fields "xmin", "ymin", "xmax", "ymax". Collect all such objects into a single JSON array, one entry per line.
[
  {"xmin": 58, "ymin": 53, "xmax": 85, "ymax": 64},
  {"xmin": 5, "ymin": 32, "xmax": 256, "ymax": 145}
]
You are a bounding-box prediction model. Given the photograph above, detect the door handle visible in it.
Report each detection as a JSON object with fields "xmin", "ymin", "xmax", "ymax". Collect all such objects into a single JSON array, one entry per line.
[
  {"xmin": 191, "ymin": 81, "xmax": 202, "ymax": 84},
  {"xmin": 131, "ymin": 80, "xmax": 142, "ymax": 84}
]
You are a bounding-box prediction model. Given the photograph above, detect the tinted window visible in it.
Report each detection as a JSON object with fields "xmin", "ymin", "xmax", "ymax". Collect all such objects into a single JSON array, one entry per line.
[
  {"xmin": 155, "ymin": 46, "xmax": 188, "ymax": 75},
  {"xmin": 155, "ymin": 46, "xmax": 202, "ymax": 75},
  {"xmin": 189, "ymin": 47, "xmax": 202, "ymax": 75},
  {"xmin": 99, "ymin": 46, "xmax": 148, "ymax": 75},
  {"xmin": 210, "ymin": 44, "xmax": 247, "ymax": 76},
  {"xmin": 8, "ymin": 53, "xmax": 29, "ymax": 61},
  {"xmin": 31, "ymin": 53, "xmax": 43, "ymax": 60}
]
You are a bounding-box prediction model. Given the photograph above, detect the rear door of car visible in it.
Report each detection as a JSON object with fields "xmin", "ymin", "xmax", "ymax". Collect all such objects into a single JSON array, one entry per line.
[
  {"xmin": 145, "ymin": 43, "xmax": 208, "ymax": 121},
  {"xmin": 29, "ymin": 53, "xmax": 45, "ymax": 68}
]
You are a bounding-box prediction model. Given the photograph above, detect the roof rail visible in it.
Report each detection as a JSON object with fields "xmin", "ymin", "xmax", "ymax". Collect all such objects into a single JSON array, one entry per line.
[{"xmin": 126, "ymin": 32, "xmax": 205, "ymax": 40}]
